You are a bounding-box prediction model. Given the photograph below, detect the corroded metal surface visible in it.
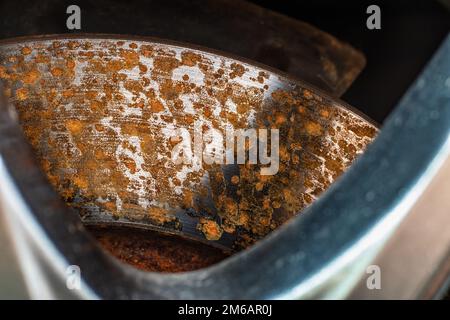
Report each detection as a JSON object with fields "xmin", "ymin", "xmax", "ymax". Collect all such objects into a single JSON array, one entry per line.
[{"xmin": 0, "ymin": 35, "xmax": 377, "ymax": 250}]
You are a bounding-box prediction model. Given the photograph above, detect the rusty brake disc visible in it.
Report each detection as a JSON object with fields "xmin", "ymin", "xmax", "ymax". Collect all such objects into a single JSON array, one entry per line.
[{"xmin": 0, "ymin": 35, "xmax": 377, "ymax": 254}]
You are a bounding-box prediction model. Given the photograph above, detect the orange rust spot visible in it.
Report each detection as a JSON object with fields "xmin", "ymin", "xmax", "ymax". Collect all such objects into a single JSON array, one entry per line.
[
  {"xmin": 16, "ymin": 88, "xmax": 28, "ymax": 100},
  {"xmin": 104, "ymin": 201, "xmax": 117, "ymax": 212},
  {"xmin": 231, "ymin": 175, "xmax": 240, "ymax": 185},
  {"xmin": 35, "ymin": 54, "xmax": 50, "ymax": 64},
  {"xmin": 147, "ymin": 207, "xmax": 174, "ymax": 225},
  {"xmin": 120, "ymin": 50, "xmax": 140, "ymax": 69},
  {"xmin": 23, "ymin": 69, "xmax": 40, "ymax": 84},
  {"xmin": 274, "ymin": 112, "xmax": 287, "ymax": 125},
  {"xmin": 67, "ymin": 41, "xmax": 80, "ymax": 50},
  {"xmin": 153, "ymin": 56, "xmax": 180, "ymax": 74},
  {"xmin": 50, "ymin": 67, "xmax": 63, "ymax": 77},
  {"xmin": 348, "ymin": 124, "xmax": 377, "ymax": 138},
  {"xmin": 169, "ymin": 135, "xmax": 183, "ymax": 147},
  {"xmin": 21, "ymin": 47, "xmax": 32, "ymax": 55},
  {"xmin": 320, "ymin": 109, "xmax": 330, "ymax": 118},
  {"xmin": 138, "ymin": 64, "xmax": 148, "ymax": 73},
  {"xmin": 197, "ymin": 219, "xmax": 223, "ymax": 241},
  {"xmin": 272, "ymin": 201, "xmax": 281, "ymax": 209},
  {"xmin": 150, "ymin": 99, "xmax": 165, "ymax": 113},
  {"xmin": 255, "ymin": 181, "xmax": 264, "ymax": 191},
  {"xmin": 121, "ymin": 123, "xmax": 139, "ymax": 136},
  {"xmin": 140, "ymin": 44, "xmax": 154, "ymax": 58},
  {"xmin": 73, "ymin": 176, "xmax": 88, "ymax": 190},
  {"xmin": 90, "ymin": 100, "xmax": 103, "ymax": 111},
  {"xmin": 107, "ymin": 60, "xmax": 123, "ymax": 72},
  {"xmin": 65, "ymin": 119, "xmax": 83, "ymax": 135},
  {"xmin": 229, "ymin": 62, "xmax": 245, "ymax": 79},
  {"xmin": 181, "ymin": 51, "xmax": 202, "ymax": 67},
  {"xmin": 62, "ymin": 89, "xmax": 75, "ymax": 98},
  {"xmin": 66, "ymin": 59, "xmax": 76, "ymax": 69},
  {"xmin": 305, "ymin": 121, "xmax": 322, "ymax": 136},
  {"xmin": 0, "ymin": 66, "xmax": 9, "ymax": 79},
  {"xmin": 303, "ymin": 89, "xmax": 313, "ymax": 99}
]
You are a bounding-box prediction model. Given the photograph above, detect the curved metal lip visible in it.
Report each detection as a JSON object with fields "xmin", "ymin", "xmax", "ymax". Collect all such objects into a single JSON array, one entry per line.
[
  {"xmin": 2, "ymin": 33, "xmax": 449, "ymax": 299},
  {"xmin": 82, "ymin": 219, "xmax": 235, "ymax": 254}
]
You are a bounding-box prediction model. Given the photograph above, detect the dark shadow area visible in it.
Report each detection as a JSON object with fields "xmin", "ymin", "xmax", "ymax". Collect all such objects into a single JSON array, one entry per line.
[{"xmin": 250, "ymin": 0, "xmax": 450, "ymax": 122}]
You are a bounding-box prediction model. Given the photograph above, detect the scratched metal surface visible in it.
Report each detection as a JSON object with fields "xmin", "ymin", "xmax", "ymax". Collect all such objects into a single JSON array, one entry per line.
[{"xmin": 0, "ymin": 35, "xmax": 377, "ymax": 251}]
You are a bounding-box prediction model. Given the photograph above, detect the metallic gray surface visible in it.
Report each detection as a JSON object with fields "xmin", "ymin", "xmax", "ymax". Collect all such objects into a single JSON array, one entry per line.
[{"xmin": 349, "ymin": 155, "xmax": 450, "ymax": 299}]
